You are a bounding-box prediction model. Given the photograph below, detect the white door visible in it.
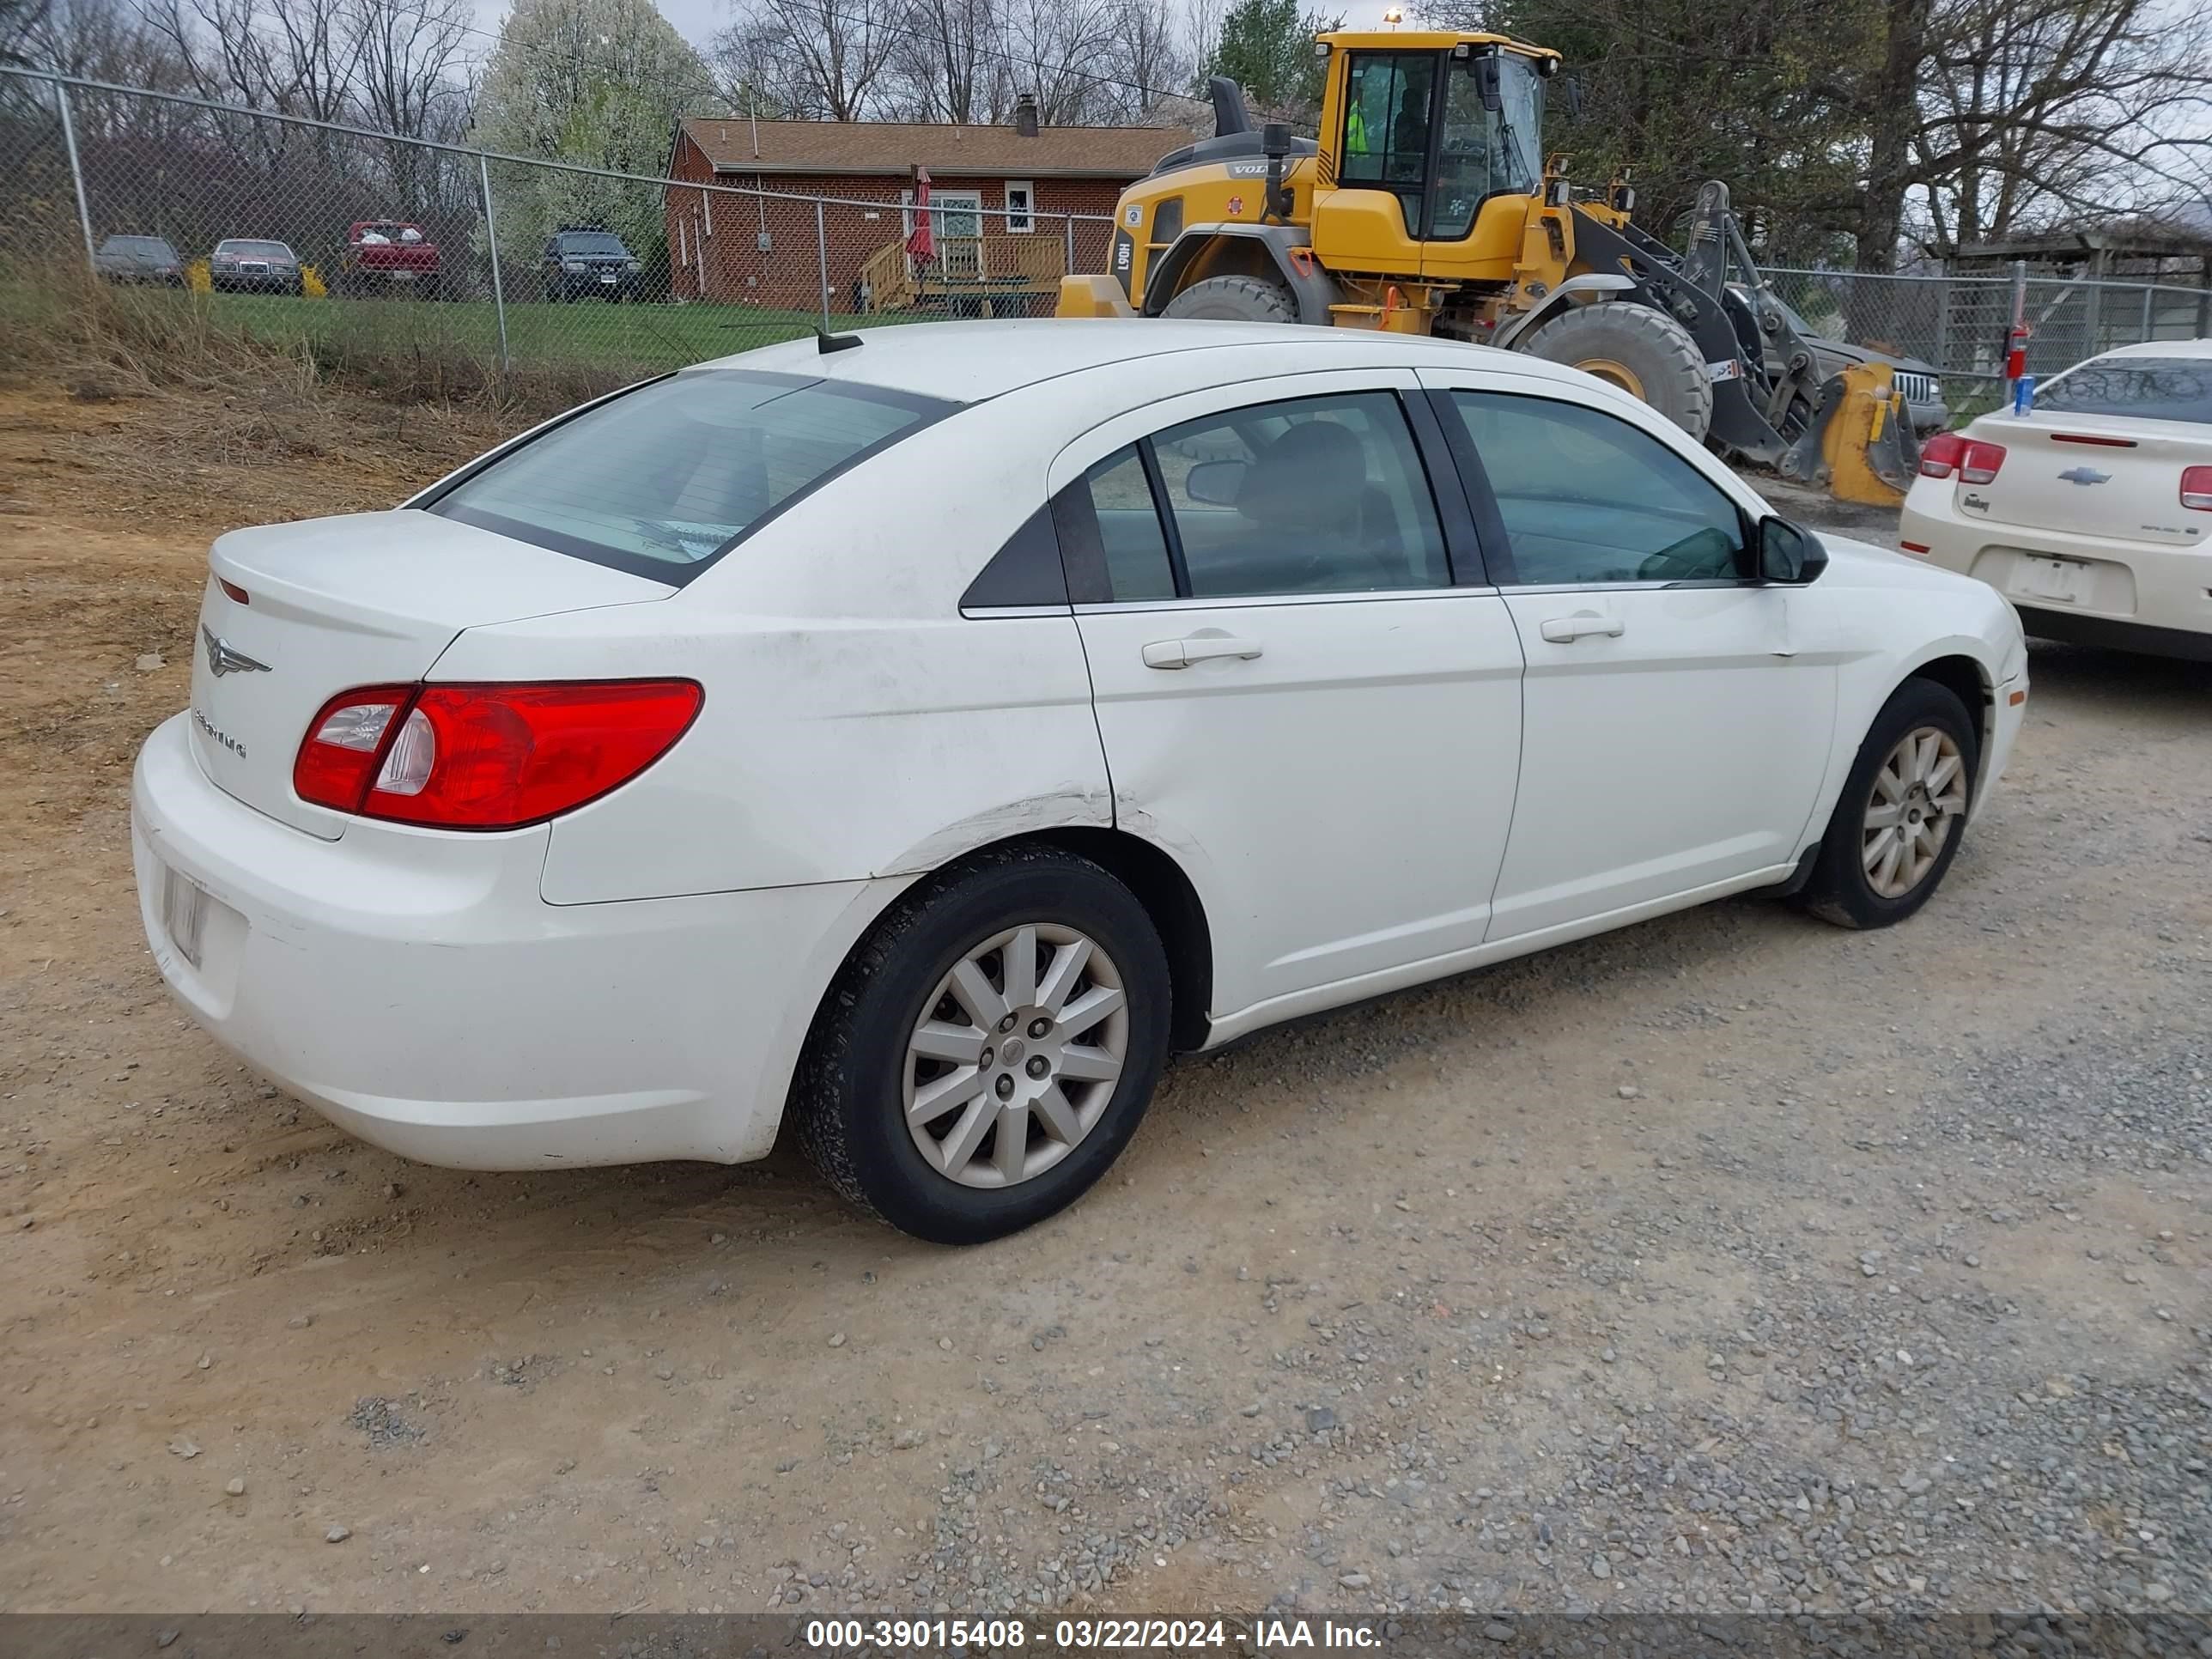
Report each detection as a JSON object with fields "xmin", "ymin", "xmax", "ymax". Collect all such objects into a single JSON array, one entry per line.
[
  {"xmin": 934, "ymin": 189, "xmax": 983, "ymax": 276},
  {"xmin": 1417, "ymin": 374, "xmax": 1836, "ymax": 939},
  {"xmin": 1060, "ymin": 372, "xmax": 1526, "ymax": 1021}
]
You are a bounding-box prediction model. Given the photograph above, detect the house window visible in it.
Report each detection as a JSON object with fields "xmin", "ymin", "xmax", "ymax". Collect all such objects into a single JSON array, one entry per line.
[{"xmin": 1005, "ymin": 179, "xmax": 1035, "ymax": 234}]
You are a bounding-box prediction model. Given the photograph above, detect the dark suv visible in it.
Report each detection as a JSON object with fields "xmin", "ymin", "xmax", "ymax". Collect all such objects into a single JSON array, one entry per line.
[{"xmin": 540, "ymin": 228, "xmax": 642, "ymax": 302}]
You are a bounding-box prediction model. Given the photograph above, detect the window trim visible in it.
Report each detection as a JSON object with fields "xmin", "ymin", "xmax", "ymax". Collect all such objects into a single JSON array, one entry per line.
[{"xmin": 1431, "ymin": 386, "xmax": 1759, "ymax": 589}]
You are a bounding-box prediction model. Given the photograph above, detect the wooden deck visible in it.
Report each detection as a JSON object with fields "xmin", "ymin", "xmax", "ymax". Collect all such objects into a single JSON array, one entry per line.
[{"xmin": 860, "ymin": 234, "xmax": 1068, "ymax": 317}]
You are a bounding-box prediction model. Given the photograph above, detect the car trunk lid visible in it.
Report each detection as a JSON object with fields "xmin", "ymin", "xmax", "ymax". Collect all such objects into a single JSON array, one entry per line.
[
  {"xmin": 191, "ymin": 510, "xmax": 673, "ymax": 838},
  {"xmin": 1953, "ymin": 411, "xmax": 2209, "ymax": 546}
]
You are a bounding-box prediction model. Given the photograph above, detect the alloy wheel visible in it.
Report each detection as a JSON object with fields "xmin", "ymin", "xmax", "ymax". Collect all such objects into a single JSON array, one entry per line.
[
  {"xmin": 1862, "ymin": 725, "xmax": 1966, "ymax": 898},
  {"xmin": 902, "ymin": 924, "xmax": 1128, "ymax": 1189}
]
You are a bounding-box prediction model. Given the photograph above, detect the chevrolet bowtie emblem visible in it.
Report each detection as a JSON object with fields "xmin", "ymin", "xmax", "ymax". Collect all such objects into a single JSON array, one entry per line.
[
  {"xmin": 201, "ymin": 623, "xmax": 270, "ymax": 677},
  {"xmin": 2057, "ymin": 466, "xmax": 2111, "ymax": 486}
]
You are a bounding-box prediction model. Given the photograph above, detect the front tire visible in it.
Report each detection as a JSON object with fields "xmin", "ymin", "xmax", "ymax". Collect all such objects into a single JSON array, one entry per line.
[
  {"xmin": 794, "ymin": 845, "xmax": 1172, "ymax": 1244},
  {"xmin": 1522, "ymin": 301, "xmax": 1715, "ymax": 442},
  {"xmin": 1161, "ymin": 274, "xmax": 1297, "ymax": 324},
  {"xmin": 1797, "ymin": 678, "xmax": 1978, "ymax": 929}
]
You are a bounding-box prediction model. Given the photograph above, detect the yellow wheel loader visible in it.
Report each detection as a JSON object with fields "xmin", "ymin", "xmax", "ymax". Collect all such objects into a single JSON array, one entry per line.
[{"xmin": 1058, "ymin": 30, "xmax": 1918, "ymax": 505}]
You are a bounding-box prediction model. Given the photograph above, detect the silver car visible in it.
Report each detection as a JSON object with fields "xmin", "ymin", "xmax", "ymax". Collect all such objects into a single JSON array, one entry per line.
[{"xmin": 210, "ymin": 238, "xmax": 303, "ymax": 295}]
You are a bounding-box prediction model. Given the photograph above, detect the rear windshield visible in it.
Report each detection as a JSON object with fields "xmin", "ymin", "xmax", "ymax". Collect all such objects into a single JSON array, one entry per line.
[
  {"xmin": 2039, "ymin": 356, "xmax": 2212, "ymax": 425},
  {"xmin": 557, "ymin": 233, "xmax": 629, "ymax": 255},
  {"xmin": 426, "ymin": 369, "xmax": 955, "ymax": 582},
  {"xmin": 219, "ymin": 240, "xmax": 291, "ymax": 257},
  {"xmin": 104, "ymin": 235, "xmax": 173, "ymax": 255}
]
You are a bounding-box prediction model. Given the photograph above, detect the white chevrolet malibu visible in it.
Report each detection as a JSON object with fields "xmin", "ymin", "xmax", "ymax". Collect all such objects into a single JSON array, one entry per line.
[
  {"xmin": 134, "ymin": 322, "xmax": 2027, "ymax": 1243},
  {"xmin": 1899, "ymin": 339, "xmax": 2212, "ymax": 658}
]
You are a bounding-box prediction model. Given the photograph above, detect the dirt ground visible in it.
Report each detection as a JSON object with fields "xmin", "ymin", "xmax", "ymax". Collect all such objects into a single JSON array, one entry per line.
[{"xmin": 1, "ymin": 374, "xmax": 2206, "ymax": 1623}]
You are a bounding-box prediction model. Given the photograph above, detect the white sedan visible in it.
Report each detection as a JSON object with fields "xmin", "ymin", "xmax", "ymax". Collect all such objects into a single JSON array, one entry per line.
[
  {"xmin": 132, "ymin": 322, "xmax": 2027, "ymax": 1243},
  {"xmin": 1900, "ymin": 338, "xmax": 2212, "ymax": 659}
]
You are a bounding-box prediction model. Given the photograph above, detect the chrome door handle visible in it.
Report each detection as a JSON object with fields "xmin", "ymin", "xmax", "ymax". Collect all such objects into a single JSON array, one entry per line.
[
  {"xmin": 1539, "ymin": 614, "xmax": 1626, "ymax": 643},
  {"xmin": 1141, "ymin": 635, "xmax": 1264, "ymax": 669}
]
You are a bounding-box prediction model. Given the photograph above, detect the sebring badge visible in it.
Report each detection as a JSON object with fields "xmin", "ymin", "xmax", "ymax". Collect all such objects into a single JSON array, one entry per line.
[{"xmin": 201, "ymin": 623, "xmax": 270, "ymax": 678}]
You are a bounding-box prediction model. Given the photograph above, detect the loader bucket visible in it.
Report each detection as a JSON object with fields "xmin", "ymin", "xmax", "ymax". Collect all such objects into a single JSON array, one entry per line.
[{"xmin": 1781, "ymin": 363, "xmax": 1920, "ymax": 507}]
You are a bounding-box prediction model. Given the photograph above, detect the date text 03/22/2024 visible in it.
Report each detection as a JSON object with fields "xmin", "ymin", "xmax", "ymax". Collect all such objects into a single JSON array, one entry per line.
[{"xmin": 804, "ymin": 1618, "xmax": 1383, "ymax": 1650}]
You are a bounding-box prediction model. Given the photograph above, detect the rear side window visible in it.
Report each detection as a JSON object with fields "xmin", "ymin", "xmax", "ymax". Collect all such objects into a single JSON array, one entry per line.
[
  {"xmin": 427, "ymin": 369, "xmax": 955, "ymax": 583},
  {"xmin": 2039, "ymin": 357, "xmax": 2212, "ymax": 425}
]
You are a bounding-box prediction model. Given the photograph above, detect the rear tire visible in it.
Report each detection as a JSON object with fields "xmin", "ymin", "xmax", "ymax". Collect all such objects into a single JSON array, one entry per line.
[
  {"xmin": 794, "ymin": 846, "xmax": 1173, "ymax": 1244},
  {"xmin": 1796, "ymin": 678, "xmax": 1978, "ymax": 930},
  {"xmin": 1161, "ymin": 274, "xmax": 1297, "ymax": 324},
  {"xmin": 1522, "ymin": 301, "xmax": 1714, "ymax": 442}
]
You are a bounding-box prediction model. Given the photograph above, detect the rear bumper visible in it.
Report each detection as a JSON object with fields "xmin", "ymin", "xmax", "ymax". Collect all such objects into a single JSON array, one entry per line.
[
  {"xmin": 131, "ymin": 713, "xmax": 890, "ymax": 1170},
  {"xmin": 1899, "ymin": 493, "xmax": 2212, "ymax": 652}
]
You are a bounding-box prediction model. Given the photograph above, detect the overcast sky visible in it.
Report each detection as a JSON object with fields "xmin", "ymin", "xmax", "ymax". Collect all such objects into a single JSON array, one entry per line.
[{"xmin": 465, "ymin": 0, "xmax": 1406, "ymax": 76}]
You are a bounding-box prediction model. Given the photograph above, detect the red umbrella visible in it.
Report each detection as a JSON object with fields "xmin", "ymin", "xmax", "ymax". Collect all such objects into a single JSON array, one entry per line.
[{"xmin": 906, "ymin": 166, "xmax": 934, "ymax": 264}]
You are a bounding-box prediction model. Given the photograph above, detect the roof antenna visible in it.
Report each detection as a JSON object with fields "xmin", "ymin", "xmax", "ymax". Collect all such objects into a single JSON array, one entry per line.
[{"xmin": 816, "ymin": 325, "xmax": 862, "ymax": 353}]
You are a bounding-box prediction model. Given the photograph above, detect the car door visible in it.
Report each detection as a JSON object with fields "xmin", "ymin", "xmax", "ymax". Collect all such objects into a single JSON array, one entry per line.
[
  {"xmin": 1417, "ymin": 371, "xmax": 1837, "ymax": 940},
  {"xmin": 1059, "ymin": 369, "xmax": 1526, "ymax": 1023}
]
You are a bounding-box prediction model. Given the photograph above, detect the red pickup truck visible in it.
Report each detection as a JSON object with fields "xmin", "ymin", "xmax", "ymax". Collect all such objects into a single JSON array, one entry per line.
[{"xmin": 337, "ymin": 221, "xmax": 441, "ymax": 296}]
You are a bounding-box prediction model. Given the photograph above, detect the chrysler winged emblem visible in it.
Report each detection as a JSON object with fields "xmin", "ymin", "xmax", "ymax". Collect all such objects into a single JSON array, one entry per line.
[
  {"xmin": 2057, "ymin": 466, "xmax": 2111, "ymax": 486},
  {"xmin": 201, "ymin": 623, "xmax": 270, "ymax": 678}
]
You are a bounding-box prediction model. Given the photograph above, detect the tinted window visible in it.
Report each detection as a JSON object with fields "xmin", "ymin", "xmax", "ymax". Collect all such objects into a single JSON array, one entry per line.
[
  {"xmin": 1150, "ymin": 392, "xmax": 1448, "ymax": 599},
  {"xmin": 1071, "ymin": 447, "xmax": 1176, "ymax": 602},
  {"xmin": 556, "ymin": 233, "xmax": 629, "ymax": 256},
  {"xmin": 428, "ymin": 370, "xmax": 952, "ymax": 583},
  {"xmin": 220, "ymin": 240, "xmax": 291, "ymax": 257},
  {"xmin": 1450, "ymin": 392, "xmax": 1745, "ymax": 585},
  {"xmin": 104, "ymin": 235, "xmax": 171, "ymax": 256},
  {"xmin": 2039, "ymin": 357, "xmax": 2212, "ymax": 425}
]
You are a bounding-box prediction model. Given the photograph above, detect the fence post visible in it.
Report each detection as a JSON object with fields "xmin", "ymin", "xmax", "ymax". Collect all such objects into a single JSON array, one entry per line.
[
  {"xmin": 2140, "ymin": 284, "xmax": 2154, "ymax": 346},
  {"xmin": 53, "ymin": 76, "xmax": 97, "ymax": 274},
  {"xmin": 1932, "ymin": 276, "xmax": 1951, "ymax": 374},
  {"xmin": 1064, "ymin": 214, "xmax": 1076, "ymax": 278},
  {"xmin": 478, "ymin": 155, "xmax": 510, "ymax": 379},
  {"xmin": 816, "ymin": 199, "xmax": 830, "ymax": 328}
]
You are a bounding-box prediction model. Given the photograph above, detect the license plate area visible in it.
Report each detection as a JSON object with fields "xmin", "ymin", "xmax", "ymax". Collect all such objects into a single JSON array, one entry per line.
[
  {"xmin": 162, "ymin": 865, "xmax": 209, "ymax": 969},
  {"xmin": 599, "ymin": 272, "xmax": 617, "ymax": 283},
  {"xmin": 2016, "ymin": 556, "xmax": 2091, "ymax": 605}
]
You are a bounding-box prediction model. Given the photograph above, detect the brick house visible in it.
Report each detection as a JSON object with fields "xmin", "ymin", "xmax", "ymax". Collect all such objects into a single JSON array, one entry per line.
[{"xmin": 663, "ymin": 112, "xmax": 1194, "ymax": 313}]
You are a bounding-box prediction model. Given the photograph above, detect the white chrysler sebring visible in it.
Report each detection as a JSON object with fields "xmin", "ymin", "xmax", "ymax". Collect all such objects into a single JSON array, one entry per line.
[{"xmin": 134, "ymin": 322, "xmax": 2027, "ymax": 1243}]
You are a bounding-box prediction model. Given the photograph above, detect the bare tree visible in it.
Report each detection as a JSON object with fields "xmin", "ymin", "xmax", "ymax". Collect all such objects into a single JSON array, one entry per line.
[
  {"xmin": 716, "ymin": 0, "xmax": 899, "ymax": 119},
  {"xmin": 890, "ymin": 0, "xmax": 997, "ymax": 122},
  {"xmin": 349, "ymin": 0, "xmax": 471, "ymax": 205}
]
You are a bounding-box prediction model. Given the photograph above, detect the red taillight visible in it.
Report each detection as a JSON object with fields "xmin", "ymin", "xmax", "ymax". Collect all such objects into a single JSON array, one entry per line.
[
  {"xmin": 2051, "ymin": 432, "xmax": 2136, "ymax": 447},
  {"xmin": 292, "ymin": 680, "xmax": 702, "ymax": 830},
  {"xmin": 1900, "ymin": 541, "xmax": 1930, "ymax": 556},
  {"xmin": 1918, "ymin": 432, "xmax": 2005, "ymax": 483},
  {"xmin": 2183, "ymin": 466, "xmax": 2212, "ymax": 513},
  {"xmin": 218, "ymin": 578, "xmax": 250, "ymax": 605}
]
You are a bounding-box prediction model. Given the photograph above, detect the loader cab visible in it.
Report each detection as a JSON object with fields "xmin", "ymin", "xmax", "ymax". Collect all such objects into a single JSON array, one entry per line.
[{"xmin": 1316, "ymin": 33, "xmax": 1553, "ymax": 282}]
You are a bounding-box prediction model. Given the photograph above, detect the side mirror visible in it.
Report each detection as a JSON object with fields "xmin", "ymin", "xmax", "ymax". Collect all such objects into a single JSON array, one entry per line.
[
  {"xmin": 1474, "ymin": 54, "xmax": 1503, "ymax": 113},
  {"xmin": 1184, "ymin": 459, "xmax": 1248, "ymax": 507},
  {"xmin": 1758, "ymin": 516, "xmax": 1827, "ymax": 584}
]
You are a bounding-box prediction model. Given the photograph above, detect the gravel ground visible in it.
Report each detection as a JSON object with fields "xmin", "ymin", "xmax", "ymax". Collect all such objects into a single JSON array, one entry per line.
[{"xmin": 1, "ymin": 390, "xmax": 2206, "ymax": 1625}]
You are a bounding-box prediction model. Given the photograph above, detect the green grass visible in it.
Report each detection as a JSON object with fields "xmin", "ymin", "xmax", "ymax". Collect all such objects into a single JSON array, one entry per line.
[{"xmin": 209, "ymin": 289, "xmax": 930, "ymax": 375}]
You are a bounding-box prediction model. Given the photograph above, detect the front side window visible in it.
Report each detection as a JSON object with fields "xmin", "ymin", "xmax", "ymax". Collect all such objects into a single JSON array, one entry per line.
[
  {"xmin": 1430, "ymin": 55, "xmax": 1541, "ymax": 238},
  {"xmin": 428, "ymin": 370, "xmax": 953, "ymax": 583},
  {"xmin": 2039, "ymin": 356, "xmax": 2212, "ymax": 425},
  {"xmin": 1449, "ymin": 392, "xmax": 1746, "ymax": 586},
  {"xmin": 1151, "ymin": 392, "xmax": 1449, "ymax": 598}
]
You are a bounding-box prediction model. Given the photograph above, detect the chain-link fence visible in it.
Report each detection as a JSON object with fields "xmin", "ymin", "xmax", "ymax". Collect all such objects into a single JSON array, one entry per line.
[
  {"xmin": 1763, "ymin": 265, "xmax": 2212, "ymax": 404},
  {"xmin": 0, "ymin": 64, "xmax": 1113, "ymax": 395},
  {"xmin": 8, "ymin": 63, "xmax": 2208, "ymax": 410}
]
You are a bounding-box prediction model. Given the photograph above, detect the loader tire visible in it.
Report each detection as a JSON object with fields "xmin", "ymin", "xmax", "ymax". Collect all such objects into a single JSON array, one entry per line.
[
  {"xmin": 1161, "ymin": 274, "xmax": 1297, "ymax": 324},
  {"xmin": 1522, "ymin": 301, "xmax": 1713, "ymax": 442}
]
